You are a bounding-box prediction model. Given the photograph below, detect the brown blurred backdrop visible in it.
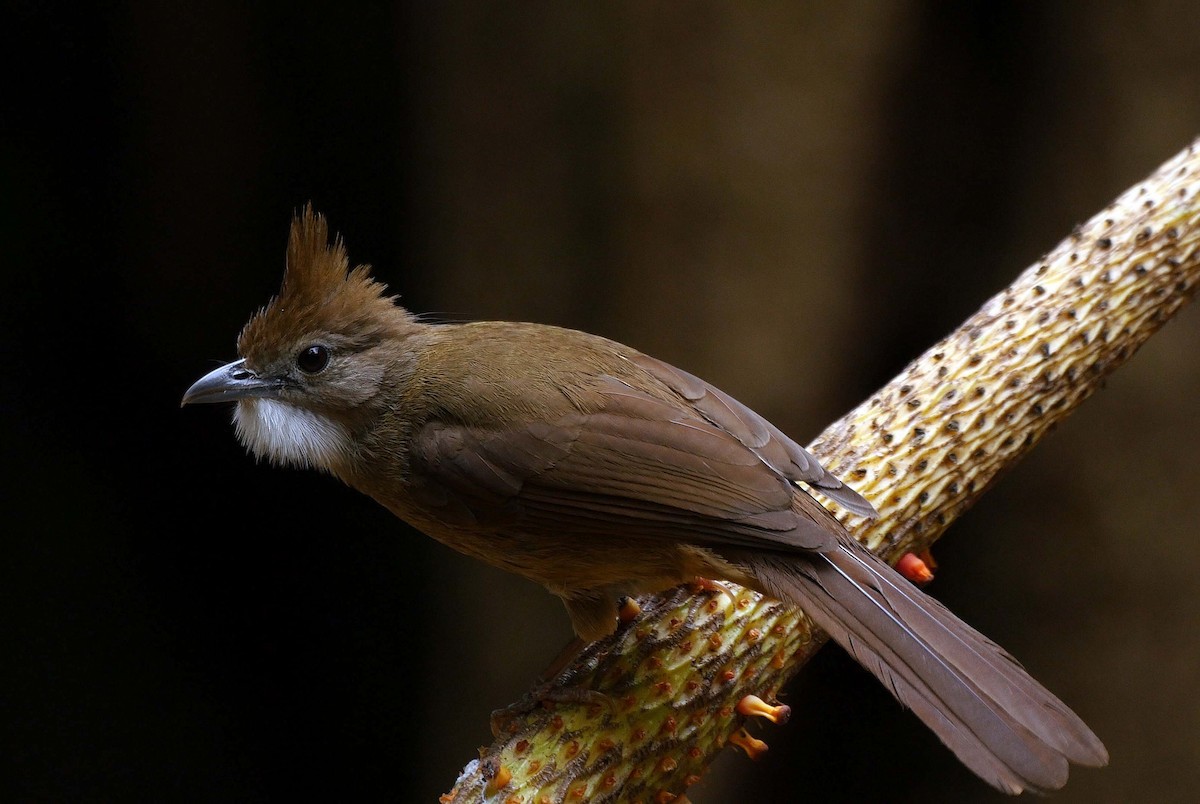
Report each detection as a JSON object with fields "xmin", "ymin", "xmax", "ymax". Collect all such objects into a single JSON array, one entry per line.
[{"xmin": 4, "ymin": 2, "xmax": 1200, "ymax": 802}]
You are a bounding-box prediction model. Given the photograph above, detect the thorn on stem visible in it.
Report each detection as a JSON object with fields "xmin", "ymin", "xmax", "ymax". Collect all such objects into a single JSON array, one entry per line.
[
  {"xmin": 897, "ymin": 551, "xmax": 935, "ymax": 584},
  {"xmin": 736, "ymin": 694, "xmax": 792, "ymax": 725},
  {"xmin": 729, "ymin": 728, "xmax": 769, "ymax": 760}
]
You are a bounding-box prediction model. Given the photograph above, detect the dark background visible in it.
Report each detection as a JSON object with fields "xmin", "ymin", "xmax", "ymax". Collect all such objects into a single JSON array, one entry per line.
[{"xmin": 5, "ymin": 3, "xmax": 1200, "ymax": 802}]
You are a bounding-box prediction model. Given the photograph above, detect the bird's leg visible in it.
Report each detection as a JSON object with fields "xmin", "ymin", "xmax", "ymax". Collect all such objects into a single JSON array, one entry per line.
[
  {"xmin": 488, "ymin": 636, "xmax": 621, "ymax": 736},
  {"xmin": 540, "ymin": 636, "xmax": 587, "ymax": 683}
]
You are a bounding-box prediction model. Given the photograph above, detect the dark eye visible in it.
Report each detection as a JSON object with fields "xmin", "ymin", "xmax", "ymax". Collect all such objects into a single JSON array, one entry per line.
[{"xmin": 296, "ymin": 344, "xmax": 330, "ymax": 374}]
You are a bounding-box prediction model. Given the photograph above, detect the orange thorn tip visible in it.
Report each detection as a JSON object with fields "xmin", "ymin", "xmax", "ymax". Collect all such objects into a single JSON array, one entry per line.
[
  {"xmin": 729, "ymin": 728, "xmax": 769, "ymax": 760},
  {"xmin": 918, "ymin": 547, "xmax": 939, "ymax": 570},
  {"xmin": 736, "ymin": 694, "xmax": 791, "ymax": 725},
  {"xmin": 655, "ymin": 791, "xmax": 678, "ymax": 803},
  {"xmin": 484, "ymin": 765, "xmax": 513, "ymax": 795},
  {"xmin": 897, "ymin": 551, "xmax": 935, "ymax": 584},
  {"xmin": 619, "ymin": 597, "xmax": 642, "ymax": 622}
]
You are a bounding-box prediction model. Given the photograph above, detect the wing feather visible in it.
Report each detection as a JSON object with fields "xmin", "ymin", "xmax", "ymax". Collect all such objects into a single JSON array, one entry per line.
[
  {"xmin": 626, "ymin": 353, "xmax": 876, "ymax": 517},
  {"xmin": 411, "ymin": 370, "xmax": 851, "ymax": 552}
]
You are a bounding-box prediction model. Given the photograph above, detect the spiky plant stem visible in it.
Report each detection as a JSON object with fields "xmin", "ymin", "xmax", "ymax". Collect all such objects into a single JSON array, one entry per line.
[{"xmin": 444, "ymin": 139, "xmax": 1200, "ymax": 804}]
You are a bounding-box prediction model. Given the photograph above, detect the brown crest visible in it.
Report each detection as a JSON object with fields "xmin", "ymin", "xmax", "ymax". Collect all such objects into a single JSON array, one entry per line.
[{"xmin": 237, "ymin": 206, "xmax": 412, "ymax": 364}]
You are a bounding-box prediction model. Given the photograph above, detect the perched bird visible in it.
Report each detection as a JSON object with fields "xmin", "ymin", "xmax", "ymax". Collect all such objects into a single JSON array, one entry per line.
[{"xmin": 183, "ymin": 208, "xmax": 1106, "ymax": 794}]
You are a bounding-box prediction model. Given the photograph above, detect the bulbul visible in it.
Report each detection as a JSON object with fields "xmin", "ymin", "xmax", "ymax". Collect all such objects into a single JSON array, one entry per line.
[{"xmin": 184, "ymin": 209, "xmax": 1106, "ymax": 794}]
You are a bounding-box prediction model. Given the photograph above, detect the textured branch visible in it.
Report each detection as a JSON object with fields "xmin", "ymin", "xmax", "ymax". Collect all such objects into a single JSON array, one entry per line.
[{"xmin": 444, "ymin": 139, "xmax": 1200, "ymax": 803}]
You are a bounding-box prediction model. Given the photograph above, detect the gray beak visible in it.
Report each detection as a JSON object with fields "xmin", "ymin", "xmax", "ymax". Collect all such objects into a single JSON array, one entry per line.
[{"xmin": 181, "ymin": 359, "xmax": 284, "ymax": 407}]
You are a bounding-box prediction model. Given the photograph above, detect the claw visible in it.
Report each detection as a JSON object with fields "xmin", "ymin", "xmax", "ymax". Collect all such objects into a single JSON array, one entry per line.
[
  {"xmin": 689, "ymin": 577, "xmax": 731, "ymax": 596},
  {"xmin": 490, "ymin": 685, "xmax": 617, "ymax": 737}
]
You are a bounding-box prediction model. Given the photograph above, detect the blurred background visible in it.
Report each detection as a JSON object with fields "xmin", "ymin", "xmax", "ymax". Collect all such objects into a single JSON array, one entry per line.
[{"xmin": 5, "ymin": 2, "xmax": 1200, "ymax": 801}]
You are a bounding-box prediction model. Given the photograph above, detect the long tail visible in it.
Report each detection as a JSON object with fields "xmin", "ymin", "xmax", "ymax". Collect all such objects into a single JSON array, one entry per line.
[{"xmin": 736, "ymin": 541, "xmax": 1107, "ymax": 794}]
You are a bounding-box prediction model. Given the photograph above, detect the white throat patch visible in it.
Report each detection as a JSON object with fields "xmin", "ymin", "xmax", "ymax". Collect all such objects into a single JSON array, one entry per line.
[{"xmin": 233, "ymin": 399, "xmax": 350, "ymax": 472}]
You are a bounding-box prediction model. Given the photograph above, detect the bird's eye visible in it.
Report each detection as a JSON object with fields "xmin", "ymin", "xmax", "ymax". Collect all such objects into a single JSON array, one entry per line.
[{"xmin": 296, "ymin": 344, "xmax": 330, "ymax": 374}]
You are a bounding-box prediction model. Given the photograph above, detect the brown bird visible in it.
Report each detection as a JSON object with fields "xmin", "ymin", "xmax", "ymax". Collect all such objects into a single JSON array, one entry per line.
[{"xmin": 183, "ymin": 208, "xmax": 1106, "ymax": 794}]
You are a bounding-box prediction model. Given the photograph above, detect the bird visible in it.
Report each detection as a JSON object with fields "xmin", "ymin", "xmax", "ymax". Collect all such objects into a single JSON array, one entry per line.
[{"xmin": 183, "ymin": 207, "xmax": 1106, "ymax": 794}]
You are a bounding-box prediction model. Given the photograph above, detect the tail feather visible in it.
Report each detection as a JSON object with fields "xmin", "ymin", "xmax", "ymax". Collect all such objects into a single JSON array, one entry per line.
[
  {"xmin": 832, "ymin": 545, "xmax": 1106, "ymax": 765},
  {"xmin": 736, "ymin": 542, "xmax": 1107, "ymax": 795}
]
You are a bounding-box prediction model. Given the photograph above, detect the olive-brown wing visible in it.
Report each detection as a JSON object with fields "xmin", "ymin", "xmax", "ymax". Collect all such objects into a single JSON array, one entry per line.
[
  {"xmin": 411, "ymin": 374, "xmax": 842, "ymax": 553},
  {"xmin": 625, "ymin": 353, "xmax": 875, "ymax": 517}
]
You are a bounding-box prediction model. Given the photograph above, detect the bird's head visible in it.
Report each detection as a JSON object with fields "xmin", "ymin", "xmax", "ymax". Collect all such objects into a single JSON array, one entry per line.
[{"xmin": 182, "ymin": 207, "xmax": 420, "ymax": 472}]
